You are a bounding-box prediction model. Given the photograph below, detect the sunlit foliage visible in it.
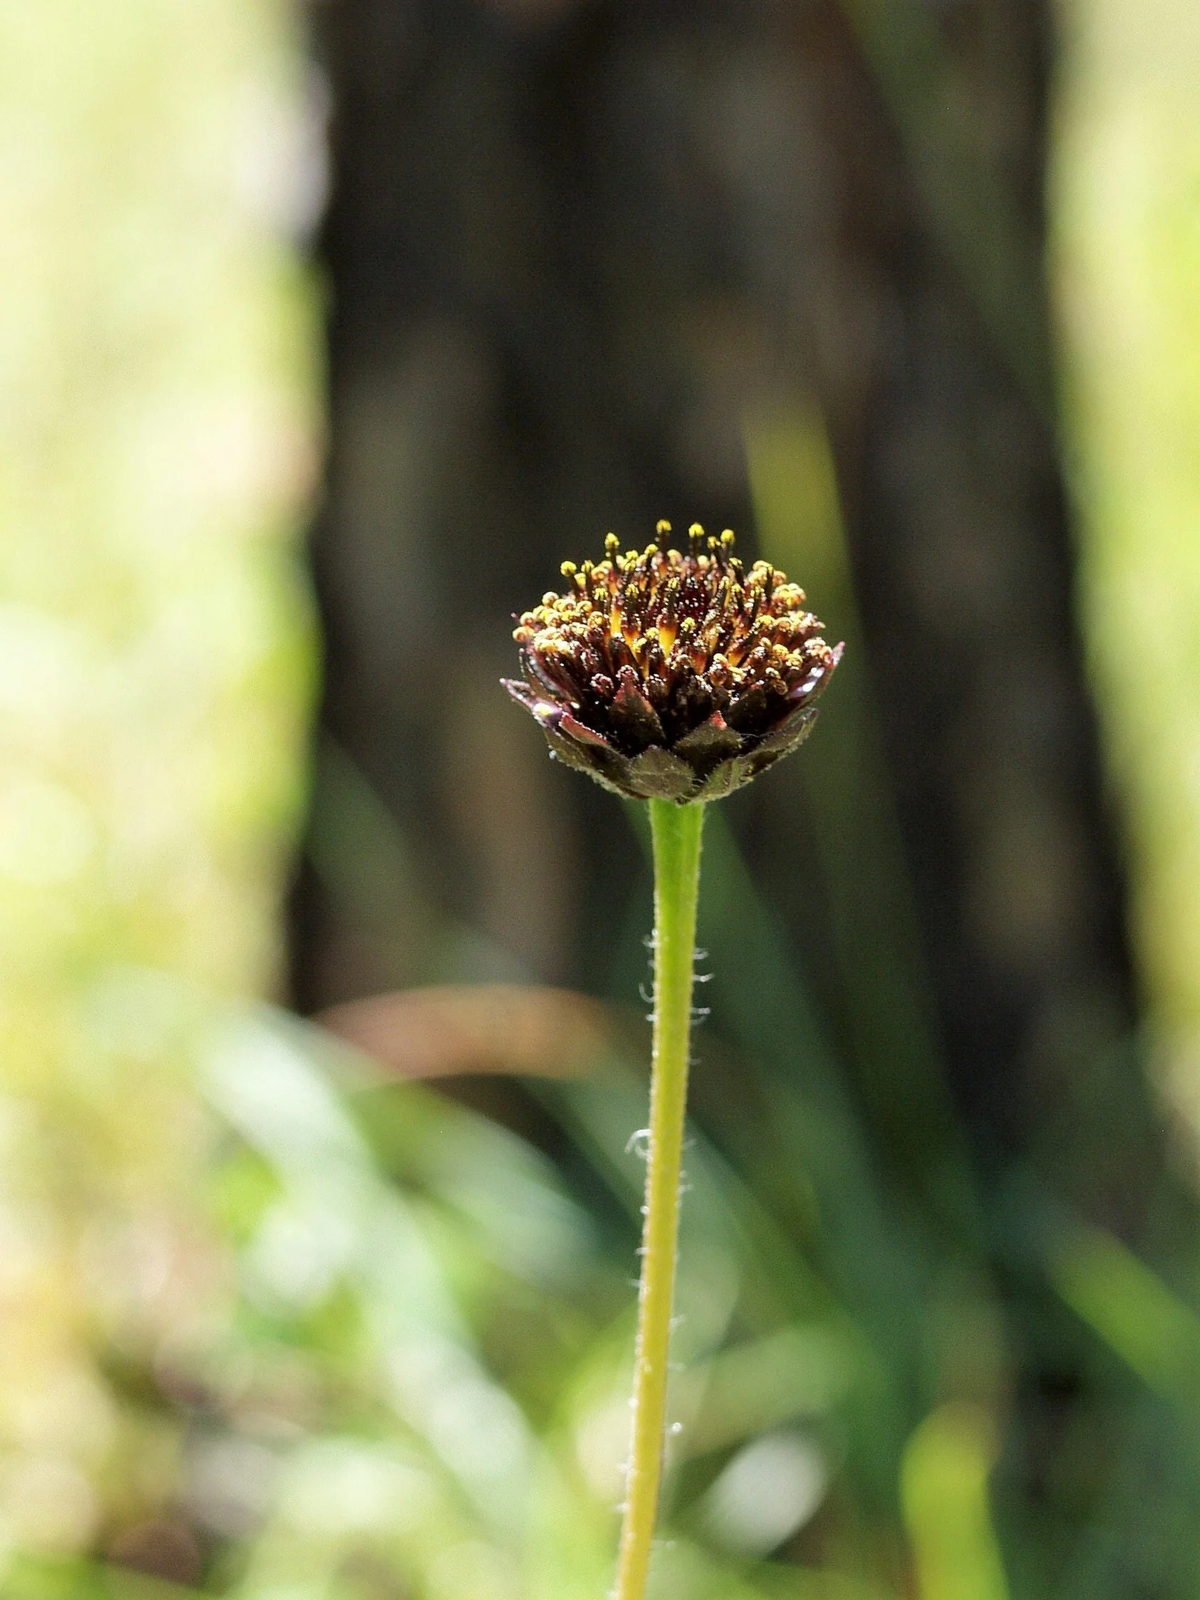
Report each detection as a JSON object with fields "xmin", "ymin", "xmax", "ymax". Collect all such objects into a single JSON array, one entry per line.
[
  {"xmin": 0, "ymin": 0, "xmax": 317, "ymax": 1571},
  {"xmin": 1054, "ymin": 0, "xmax": 1200, "ymax": 1139}
]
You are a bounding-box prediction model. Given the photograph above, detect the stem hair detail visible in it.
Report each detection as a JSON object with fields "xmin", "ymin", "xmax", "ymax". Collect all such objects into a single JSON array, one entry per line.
[{"xmin": 614, "ymin": 797, "xmax": 706, "ymax": 1600}]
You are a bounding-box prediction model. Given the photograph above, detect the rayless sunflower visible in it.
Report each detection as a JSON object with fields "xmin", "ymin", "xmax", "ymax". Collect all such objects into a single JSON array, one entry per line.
[{"xmin": 504, "ymin": 521, "xmax": 842, "ymax": 801}]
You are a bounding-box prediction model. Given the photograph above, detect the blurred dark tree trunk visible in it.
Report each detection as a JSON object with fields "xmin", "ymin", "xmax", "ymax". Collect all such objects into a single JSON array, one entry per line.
[
  {"xmin": 294, "ymin": 0, "xmax": 1148, "ymax": 1216},
  {"xmin": 288, "ymin": 5, "xmax": 1200, "ymax": 1580}
]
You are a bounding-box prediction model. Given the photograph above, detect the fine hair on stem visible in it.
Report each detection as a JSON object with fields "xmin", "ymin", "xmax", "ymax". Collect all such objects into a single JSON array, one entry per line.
[{"xmin": 614, "ymin": 797, "xmax": 706, "ymax": 1600}]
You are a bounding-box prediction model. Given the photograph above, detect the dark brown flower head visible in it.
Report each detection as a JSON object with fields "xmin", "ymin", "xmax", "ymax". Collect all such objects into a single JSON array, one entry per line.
[{"xmin": 503, "ymin": 522, "xmax": 843, "ymax": 802}]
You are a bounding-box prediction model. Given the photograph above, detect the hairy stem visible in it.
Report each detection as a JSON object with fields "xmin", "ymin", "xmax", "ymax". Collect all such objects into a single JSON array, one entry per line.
[{"xmin": 614, "ymin": 797, "xmax": 707, "ymax": 1600}]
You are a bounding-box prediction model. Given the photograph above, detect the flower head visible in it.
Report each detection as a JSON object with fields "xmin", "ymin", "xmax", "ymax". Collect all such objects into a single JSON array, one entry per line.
[{"xmin": 504, "ymin": 522, "xmax": 842, "ymax": 802}]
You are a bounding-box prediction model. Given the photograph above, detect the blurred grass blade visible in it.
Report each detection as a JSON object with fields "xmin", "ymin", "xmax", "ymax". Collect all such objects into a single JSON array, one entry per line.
[
  {"xmin": 901, "ymin": 1403, "xmax": 1009, "ymax": 1600},
  {"xmin": 679, "ymin": 1325, "xmax": 859, "ymax": 1458},
  {"xmin": 835, "ymin": 0, "xmax": 1052, "ymax": 418},
  {"xmin": 200, "ymin": 1007, "xmax": 535, "ymax": 1535},
  {"xmin": 307, "ymin": 733, "xmax": 447, "ymax": 982},
  {"xmin": 1049, "ymin": 1223, "xmax": 1200, "ymax": 1397},
  {"xmin": 308, "ymin": 733, "xmax": 529, "ymax": 986},
  {"xmin": 746, "ymin": 402, "xmax": 979, "ymax": 1245}
]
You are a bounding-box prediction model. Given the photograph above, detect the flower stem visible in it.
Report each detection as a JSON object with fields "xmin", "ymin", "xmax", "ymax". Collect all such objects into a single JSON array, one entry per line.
[{"xmin": 614, "ymin": 797, "xmax": 707, "ymax": 1600}]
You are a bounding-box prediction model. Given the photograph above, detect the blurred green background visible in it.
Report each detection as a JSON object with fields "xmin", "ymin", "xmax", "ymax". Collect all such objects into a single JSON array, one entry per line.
[{"xmin": 3, "ymin": 1, "xmax": 1200, "ymax": 1596}]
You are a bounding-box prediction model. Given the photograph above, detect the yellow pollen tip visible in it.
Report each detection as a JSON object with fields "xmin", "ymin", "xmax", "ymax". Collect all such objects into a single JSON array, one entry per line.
[{"xmin": 655, "ymin": 519, "xmax": 672, "ymax": 535}]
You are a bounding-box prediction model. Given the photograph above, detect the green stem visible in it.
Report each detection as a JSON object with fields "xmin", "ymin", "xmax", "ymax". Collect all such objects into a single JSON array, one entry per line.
[{"xmin": 614, "ymin": 797, "xmax": 707, "ymax": 1600}]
